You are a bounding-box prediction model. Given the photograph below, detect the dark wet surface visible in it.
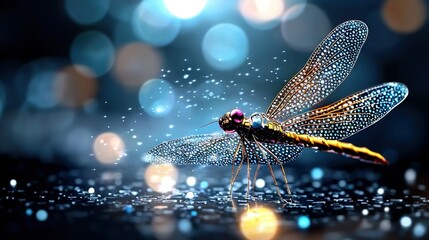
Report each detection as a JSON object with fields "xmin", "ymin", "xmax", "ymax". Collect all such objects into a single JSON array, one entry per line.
[{"xmin": 1, "ymin": 160, "xmax": 428, "ymax": 240}]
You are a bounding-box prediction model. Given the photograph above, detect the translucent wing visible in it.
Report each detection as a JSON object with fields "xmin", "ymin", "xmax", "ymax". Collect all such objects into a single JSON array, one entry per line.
[
  {"xmin": 143, "ymin": 133, "xmax": 303, "ymax": 166},
  {"xmin": 266, "ymin": 20, "xmax": 368, "ymax": 121},
  {"xmin": 282, "ymin": 82, "xmax": 408, "ymax": 140}
]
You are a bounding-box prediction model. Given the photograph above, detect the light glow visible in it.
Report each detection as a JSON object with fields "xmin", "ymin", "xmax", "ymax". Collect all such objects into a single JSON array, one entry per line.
[
  {"xmin": 240, "ymin": 207, "xmax": 278, "ymax": 240},
  {"xmin": 144, "ymin": 164, "xmax": 178, "ymax": 193},
  {"xmin": 163, "ymin": 0, "xmax": 207, "ymax": 19},
  {"xmin": 92, "ymin": 132, "xmax": 125, "ymax": 164}
]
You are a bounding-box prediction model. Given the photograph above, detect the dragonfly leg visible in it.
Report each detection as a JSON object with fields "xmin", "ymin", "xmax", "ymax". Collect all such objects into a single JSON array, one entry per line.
[
  {"xmin": 279, "ymin": 164, "xmax": 294, "ymax": 202},
  {"xmin": 246, "ymin": 150, "xmax": 251, "ymax": 200},
  {"xmin": 252, "ymin": 163, "xmax": 261, "ymax": 196},
  {"xmin": 266, "ymin": 161, "xmax": 286, "ymax": 202},
  {"xmin": 229, "ymin": 141, "xmax": 245, "ymax": 198},
  {"xmin": 251, "ymin": 137, "xmax": 297, "ymax": 204},
  {"xmin": 238, "ymin": 141, "xmax": 252, "ymax": 201}
]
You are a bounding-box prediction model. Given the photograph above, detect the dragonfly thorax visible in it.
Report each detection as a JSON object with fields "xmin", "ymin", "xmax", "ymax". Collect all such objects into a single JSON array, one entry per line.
[{"xmin": 218, "ymin": 108, "xmax": 245, "ymax": 133}]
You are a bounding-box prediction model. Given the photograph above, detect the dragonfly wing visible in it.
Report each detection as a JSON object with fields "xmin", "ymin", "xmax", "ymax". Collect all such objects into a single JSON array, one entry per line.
[
  {"xmin": 282, "ymin": 82, "xmax": 408, "ymax": 140},
  {"xmin": 143, "ymin": 133, "xmax": 303, "ymax": 166},
  {"xmin": 266, "ymin": 20, "xmax": 368, "ymax": 121}
]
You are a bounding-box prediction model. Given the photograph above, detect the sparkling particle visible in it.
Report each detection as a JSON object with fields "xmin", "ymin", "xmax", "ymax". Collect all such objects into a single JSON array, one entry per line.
[
  {"xmin": 36, "ymin": 210, "xmax": 48, "ymax": 221},
  {"xmin": 400, "ymin": 216, "xmax": 412, "ymax": 228},
  {"xmin": 10, "ymin": 179, "xmax": 17, "ymax": 188},
  {"xmin": 255, "ymin": 178, "xmax": 265, "ymax": 188},
  {"xmin": 186, "ymin": 176, "xmax": 196, "ymax": 187},
  {"xmin": 88, "ymin": 187, "xmax": 95, "ymax": 194},
  {"xmin": 377, "ymin": 188, "xmax": 385, "ymax": 195},
  {"xmin": 362, "ymin": 209, "xmax": 369, "ymax": 216},
  {"xmin": 384, "ymin": 206, "xmax": 390, "ymax": 213},
  {"xmin": 185, "ymin": 192, "xmax": 195, "ymax": 199}
]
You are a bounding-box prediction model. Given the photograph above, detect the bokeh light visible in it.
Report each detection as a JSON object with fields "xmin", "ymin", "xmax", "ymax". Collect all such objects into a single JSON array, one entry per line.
[
  {"xmin": 92, "ymin": 132, "xmax": 126, "ymax": 164},
  {"xmin": 282, "ymin": 0, "xmax": 307, "ymax": 22},
  {"xmin": 88, "ymin": 187, "xmax": 95, "ymax": 194},
  {"xmin": 138, "ymin": 78, "xmax": 175, "ymax": 117},
  {"xmin": 400, "ymin": 216, "xmax": 412, "ymax": 228},
  {"xmin": 280, "ymin": 3, "xmax": 331, "ymax": 52},
  {"xmin": 36, "ymin": 209, "xmax": 48, "ymax": 221},
  {"xmin": 310, "ymin": 167, "xmax": 324, "ymax": 180},
  {"xmin": 297, "ymin": 215, "xmax": 311, "ymax": 229},
  {"xmin": 27, "ymin": 70, "xmax": 58, "ymax": 109},
  {"xmin": 413, "ymin": 223, "xmax": 427, "ymax": 238},
  {"xmin": 70, "ymin": 31, "xmax": 115, "ymax": 77},
  {"xmin": 10, "ymin": 179, "xmax": 17, "ymax": 188},
  {"xmin": 54, "ymin": 65, "xmax": 98, "ymax": 108},
  {"xmin": 144, "ymin": 164, "xmax": 178, "ymax": 193},
  {"xmin": 65, "ymin": 0, "xmax": 110, "ymax": 25},
  {"xmin": 178, "ymin": 219, "xmax": 192, "ymax": 233},
  {"xmin": 382, "ymin": 0, "xmax": 427, "ymax": 34},
  {"xmin": 255, "ymin": 178, "xmax": 265, "ymax": 188},
  {"xmin": 151, "ymin": 215, "xmax": 176, "ymax": 239},
  {"xmin": 404, "ymin": 168, "xmax": 417, "ymax": 185},
  {"xmin": 108, "ymin": 1, "xmax": 138, "ymax": 22},
  {"xmin": 240, "ymin": 207, "xmax": 278, "ymax": 240},
  {"xmin": 163, "ymin": 0, "xmax": 208, "ymax": 19},
  {"xmin": 186, "ymin": 176, "xmax": 197, "ymax": 187},
  {"xmin": 202, "ymin": 23, "xmax": 249, "ymax": 71},
  {"xmin": 25, "ymin": 209, "xmax": 33, "ymax": 216},
  {"xmin": 239, "ymin": 0, "xmax": 285, "ymax": 30},
  {"xmin": 132, "ymin": 0, "xmax": 181, "ymax": 46},
  {"xmin": 0, "ymin": 82, "xmax": 5, "ymax": 118},
  {"xmin": 114, "ymin": 43, "xmax": 162, "ymax": 89},
  {"xmin": 16, "ymin": 58, "xmax": 66, "ymax": 109}
]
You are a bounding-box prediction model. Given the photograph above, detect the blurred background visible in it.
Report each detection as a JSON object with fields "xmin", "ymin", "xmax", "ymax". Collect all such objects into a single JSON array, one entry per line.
[{"xmin": 0, "ymin": 0, "xmax": 428, "ymax": 173}]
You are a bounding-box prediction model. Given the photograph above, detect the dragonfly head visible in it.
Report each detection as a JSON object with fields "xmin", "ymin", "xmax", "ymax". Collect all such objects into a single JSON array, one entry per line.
[{"xmin": 219, "ymin": 108, "xmax": 244, "ymax": 133}]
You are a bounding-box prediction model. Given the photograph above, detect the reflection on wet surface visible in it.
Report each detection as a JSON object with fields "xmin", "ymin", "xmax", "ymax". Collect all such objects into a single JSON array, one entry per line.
[{"xmin": 1, "ymin": 164, "xmax": 428, "ymax": 240}]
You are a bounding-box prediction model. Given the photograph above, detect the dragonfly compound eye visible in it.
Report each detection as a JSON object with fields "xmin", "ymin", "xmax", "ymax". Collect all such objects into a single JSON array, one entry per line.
[
  {"xmin": 230, "ymin": 108, "xmax": 244, "ymax": 123},
  {"xmin": 251, "ymin": 115, "xmax": 264, "ymax": 128}
]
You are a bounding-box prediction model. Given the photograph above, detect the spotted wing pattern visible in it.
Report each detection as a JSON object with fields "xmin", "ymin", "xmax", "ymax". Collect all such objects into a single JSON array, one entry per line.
[
  {"xmin": 266, "ymin": 20, "xmax": 368, "ymax": 121},
  {"xmin": 282, "ymin": 82, "xmax": 408, "ymax": 140},
  {"xmin": 144, "ymin": 133, "xmax": 303, "ymax": 166}
]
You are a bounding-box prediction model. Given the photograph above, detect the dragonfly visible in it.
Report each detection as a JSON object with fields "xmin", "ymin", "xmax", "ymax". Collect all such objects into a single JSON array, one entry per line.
[{"xmin": 144, "ymin": 20, "xmax": 408, "ymax": 202}]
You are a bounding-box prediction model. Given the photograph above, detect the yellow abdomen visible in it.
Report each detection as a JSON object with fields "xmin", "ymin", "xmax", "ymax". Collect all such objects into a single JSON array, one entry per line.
[{"xmin": 283, "ymin": 131, "xmax": 388, "ymax": 165}]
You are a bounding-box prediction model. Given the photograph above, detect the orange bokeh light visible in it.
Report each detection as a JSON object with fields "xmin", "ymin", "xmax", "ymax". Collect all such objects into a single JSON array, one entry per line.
[
  {"xmin": 144, "ymin": 163, "xmax": 178, "ymax": 193},
  {"xmin": 92, "ymin": 132, "xmax": 125, "ymax": 164},
  {"xmin": 55, "ymin": 65, "xmax": 97, "ymax": 108},
  {"xmin": 239, "ymin": 0, "xmax": 284, "ymax": 24},
  {"xmin": 382, "ymin": 0, "xmax": 427, "ymax": 33},
  {"xmin": 240, "ymin": 207, "xmax": 278, "ymax": 240},
  {"xmin": 114, "ymin": 43, "xmax": 162, "ymax": 89}
]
